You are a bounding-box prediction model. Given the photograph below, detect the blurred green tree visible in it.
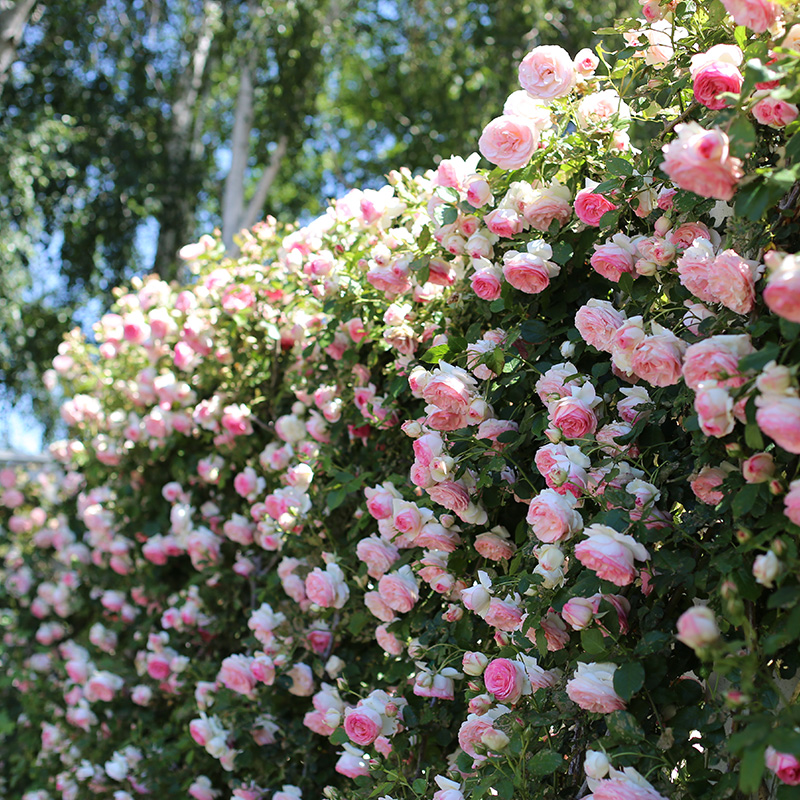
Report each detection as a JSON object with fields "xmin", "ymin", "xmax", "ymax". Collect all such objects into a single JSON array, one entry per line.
[{"xmin": 0, "ymin": 0, "xmax": 634, "ymax": 444}]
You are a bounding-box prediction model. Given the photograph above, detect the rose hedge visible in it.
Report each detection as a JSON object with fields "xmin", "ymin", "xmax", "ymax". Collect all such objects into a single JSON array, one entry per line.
[{"xmin": 4, "ymin": 2, "xmax": 800, "ymax": 799}]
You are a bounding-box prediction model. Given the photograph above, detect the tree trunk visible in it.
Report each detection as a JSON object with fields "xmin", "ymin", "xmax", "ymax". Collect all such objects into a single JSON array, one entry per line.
[
  {"xmin": 221, "ymin": 55, "xmax": 256, "ymax": 252},
  {"xmin": 152, "ymin": 0, "xmax": 218, "ymax": 279},
  {"xmin": 0, "ymin": 0, "xmax": 38, "ymax": 93}
]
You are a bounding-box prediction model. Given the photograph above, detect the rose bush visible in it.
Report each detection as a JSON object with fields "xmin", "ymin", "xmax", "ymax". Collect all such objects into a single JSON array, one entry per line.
[{"xmin": 5, "ymin": 2, "xmax": 800, "ymax": 800}]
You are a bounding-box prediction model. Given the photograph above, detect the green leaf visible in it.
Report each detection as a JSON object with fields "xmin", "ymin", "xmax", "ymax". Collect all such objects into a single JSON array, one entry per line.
[
  {"xmin": 420, "ymin": 344, "xmax": 450, "ymax": 364},
  {"xmin": 329, "ymin": 727, "xmax": 348, "ymax": 745},
  {"xmin": 734, "ymin": 25, "xmax": 747, "ymax": 49},
  {"xmin": 441, "ymin": 206, "xmax": 459, "ymax": 225},
  {"xmin": 744, "ymin": 422, "xmax": 764, "ymax": 450},
  {"xmin": 780, "ymin": 318, "xmax": 800, "ymax": 340},
  {"xmin": 448, "ymin": 334, "xmax": 467, "ymax": 353},
  {"xmin": 606, "ymin": 710, "xmax": 645, "ymax": 742},
  {"xmin": 410, "ymin": 257, "xmax": 429, "ymax": 271},
  {"xmin": 739, "ymin": 342, "xmax": 780, "ymax": 372},
  {"xmin": 551, "ymin": 241, "xmax": 573, "ymax": 265},
  {"xmin": 738, "ymin": 745, "xmax": 766, "ymax": 793},
  {"xmin": 599, "ymin": 208, "xmax": 621, "ymax": 228},
  {"xmin": 412, "ymin": 778, "xmax": 427, "ymax": 795},
  {"xmin": 767, "ymin": 586, "xmax": 800, "ymax": 609},
  {"xmin": 488, "ymin": 348, "xmax": 505, "ymax": 375},
  {"xmin": 528, "ymin": 749, "xmax": 565, "ymax": 776},
  {"xmin": 490, "ymin": 298, "xmax": 505, "ymax": 312},
  {"xmin": 594, "ymin": 179, "xmax": 622, "ymax": 194},
  {"xmin": 520, "ymin": 319, "xmax": 549, "ymax": 343},
  {"xmin": 728, "ymin": 116, "xmax": 756, "ymax": 160},
  {"xmin": 613, "ymin": 662, "xmax": 645, "ymax": 702},
  {"xmin": 418, "ymin": 225, "xmax": 432, "ymax": 250},
  {"xmin": 786, "ymin": 129, "xmax": 800, "ymax": 160},
  {"xmin": 733, "ymin": 483, "xmax": 760, "ymax": 518},
  {"xmin": 327, "ymin": 487, "xmax": 347, "ymax": 511},
  {"xmin": 607, "ymin": 156, "xmax": 634, "ymax": 177},
  {"xmin": 581, "ymin": 628, "xmax": 607, "ymax": 654}
]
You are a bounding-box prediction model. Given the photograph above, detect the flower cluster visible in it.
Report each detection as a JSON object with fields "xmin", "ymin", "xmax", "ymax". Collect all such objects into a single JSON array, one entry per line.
[{"xmin": 5, "ymin": 3, "xmax": 800, "ymax": 799}]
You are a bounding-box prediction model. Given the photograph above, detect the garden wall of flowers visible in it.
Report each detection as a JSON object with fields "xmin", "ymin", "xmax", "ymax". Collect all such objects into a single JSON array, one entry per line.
[{"xmin": 4, "ymin": 1, "xmax": 800, "ymax": 798}]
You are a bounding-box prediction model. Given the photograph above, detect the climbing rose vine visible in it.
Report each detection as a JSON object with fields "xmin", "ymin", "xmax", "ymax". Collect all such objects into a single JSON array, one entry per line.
[{"xmin": 4, "ymin": 2, "xmax": 800, "ymax": 799}]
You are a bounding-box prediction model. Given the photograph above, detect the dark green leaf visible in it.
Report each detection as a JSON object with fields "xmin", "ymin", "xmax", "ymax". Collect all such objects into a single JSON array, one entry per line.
[
  {"xmin": 733, "ymin": 483, "xmax": 760, "ymax": 517},
  {"xmin": 613, "ymin": 662, "xmax": 645, "ymax": 702},
  {"xmin": 738, "ymin": 745, "xmax": 766, "ymax": 793},
  {"xmin": 738, "ymin": 342, "xmax": 780, "ymax": 372},
  {"xmin": 528, "ymin": 749, "xmax": 565, "ymax": 776}
]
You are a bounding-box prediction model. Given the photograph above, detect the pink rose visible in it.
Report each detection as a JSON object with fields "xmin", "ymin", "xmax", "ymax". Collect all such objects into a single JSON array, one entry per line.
[
  {"xmin": 707, "ymin": 250, "xmax": 756, "ymax": 314},
  {"xmin": 574, "ymin": 524, "xmax": 649, "ymax": 586},
  {"xmin": 423, "ymin": 368, "xmax": 474, "ymax": 413},
  {"xmin": 523, "ymin": 184, "xmax": 573, "ymax": 231},
  {"xmin": 378, "ymin": 566, "xmax": 419, "ymax": 613},
  {"xmin": 365, "ymin": 483, "xmax": 399, "ymax": 519},
  {"xmin": 502, "ymin": 250, "xmax": 559, "ymax": 294},
  {"xmin": 356, "ymin": 536, "xmax": 399, "ymax": 579},
  {"xmin": 535, "ymin": 362, "xmax": 579, "ymax": 407},
  {"xmin": 695, "ymin": 384, "xmax": 735, "ymax": 438},
  {"xmin": 784, "ymin": 479, "xmax": 800, "ymax": 525},
  {"xmin": 754, "ymin": 95, "xmax": 799, "ymax": 127},
  {"xmin": 427, "ymin": 480, "xmax": 471, "ymax": 513},
  {"xmin": 471, "ymin": 265, "xmax": 504, "ymax": 300},
  {"xmin": 375, "ymin": 624, "xmax": 404, "ymax": 655},
  {"xmin": 566, "ymin": 662, "xmax": 625, "ymax": 713},
  {"xmin": 561, "ymin": 596, "xmax": 599, "ymax": 630},
  {"xmin": 574, "ymin": 47, "xmax": 599, "ymax": 76},
  {"xmin": 305, "ymin": 564, "xmax": 349, "ymax": 609},
  {"xmin": 518, "ymin": 45, "xmax": 577, "ymax": 99},
  {"xmin": 575, "ymin": 300, "xmax": 626, "ymax": 352},
  {"xmin": 416, "ymin": 522, "xmax": 462, "ymax": 552},
  {"xmin": 335, "ymin": 746, "xmax": 371, "ymax": 778},
  {"xmin": 574, "ymin": 189, "xmax": 618, "ymax": 227},
  {"xmin": 743, "ymin": 452, "xmax": 775, "ymax": 483},
  {"xmin": 676, "ymin": 606, "xmax": 719, "ymax": 650},
  {"xmin": 218, "ymin": 655, "xmax": 256, "ymax": 697},
  {"xmin": 690, "ymin": 466, "xmax": 727, "ymax": 505},
  {"xmin": 682, "ymin": 335, "xmax": 752, "ymax": 390},
  {"xmin": 668, "ymin": 221, "xmax": 712, "ymax": 251},
  {"xmin": 189, "ymin": 717, "xmax": 214, "ymax": 746},
  {"xmin": 526, "ymin": 489, "xmax": 583, "ymax": 543},
  {"xmin": 251, "ymin": 654, "xmax": 275, "ymax": 684},
  {"xmin": 344, "ymin": 706, "xmax": 383, "ymax": 746},
  {"xmin": 630, "ymin": 330, "xmax": 685, "ymax": 387},
  {"xmin": 458, "ymin": 716, "xmax": 504, "ymax": 761},
  {"xmin": 189, "ymin": 778, "xmax": 219, "ymax": 800},
  {"xmin": 364, "ymin": 591, "xmax": 396, "ymax": 622},
  {"xmin": 593, "ymin": 778, "xmax": 667, "ymax": 800},
  {"xmin": 484, "ymin": 207, "xmax": 526, "ymax": 238},
  {"xmin": 287, "ymin": 662, "xmax": 315, "ymax": 696},
  {"xmin": 692, "ymin": 62, "xmax": 743, "ymax": 110},
  {"xmin": 756, "ymin": 394, "xmax": 800, "ymax": 453},
  {"xmin": 483, "ymin": 597, "xmax": 523, "ymax": 631},
  {"xmin": 764, "ymin": 252, "xmax": 800, "ymax": 323},
  {"xmin": 539, "ymin": 610, "xmax": 571, "ymax": 650},
  {"xmin": 474, "ymin": 528, "xmax": 516, "ymax": 561},
  {"xmin": 478, "ymin": 115, "xmax": 537, "ymax": 170},
  {"xmin": 766, "ymin": 747, "xmax": 800, "ymax": 785},
  {"xmin": 719, "ymin": 0, "xmax": 780, "ymax": 32},
  {"xmin": 661, "ymin": 123, "xmax": 743, "ymax": 201},
  {"xmin": 550, "ymin": 394, "xmax": 599, "ymax": 440},
  {"xmin": 484, "ymin": 658, "xmax": 527, "ymax": 704}
]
